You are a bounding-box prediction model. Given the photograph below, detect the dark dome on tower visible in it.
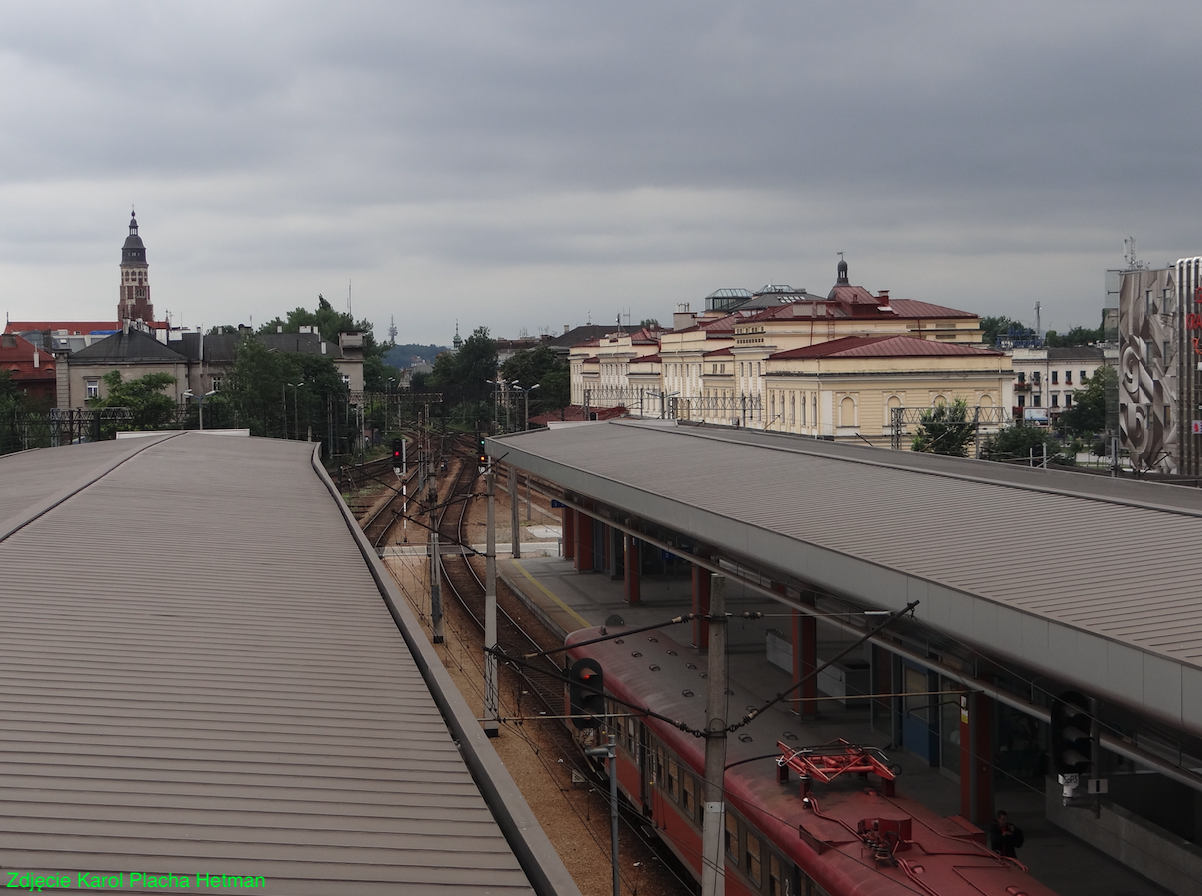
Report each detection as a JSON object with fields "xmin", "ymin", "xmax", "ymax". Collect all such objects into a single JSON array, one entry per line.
[
  {"xmin": 836, "ymin": 257, "xmax": 849, "ymax": 285},
  {"xmin": 122, "ymin": 211, "xmax": 146, "ymax": 264}
]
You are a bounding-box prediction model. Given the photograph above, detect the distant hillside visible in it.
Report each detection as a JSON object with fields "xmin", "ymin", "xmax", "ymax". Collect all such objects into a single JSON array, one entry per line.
[{"xmin": 385, "ymin": 343, "xmax": 447, "ymax": 369}]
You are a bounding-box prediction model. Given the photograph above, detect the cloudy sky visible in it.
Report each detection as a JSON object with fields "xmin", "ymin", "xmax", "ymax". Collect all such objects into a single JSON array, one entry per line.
[{"xmin": 1, "ymin": 1, "xmax": 1198, "ymax": 344}]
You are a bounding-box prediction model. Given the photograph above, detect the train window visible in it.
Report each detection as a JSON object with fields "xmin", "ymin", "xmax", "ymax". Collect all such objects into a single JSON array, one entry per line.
[
  {"xmin": 746, "ymin": 834, "xmax": 762, "ymax": 887},
  {"xmin": 769, "ymin": 854, "xmax": 782, "ymax": 896},
  {"xmin": 624, "ymin": 716, "xmax": 636, "ymax": 753},
  {"xmin": 680, "ymin": 773, "xmax": 696, "ymax": 821},
  {"xmin": 666, "ymin": 757, "xmax": 679, "ymax": 801},
  {"xmin": 653, "ymin": 744, "xmax": 665, "ymax": 785},
  {"xmin": 725, "ymin": 812, "xmax": 739, "ymax": 862}
]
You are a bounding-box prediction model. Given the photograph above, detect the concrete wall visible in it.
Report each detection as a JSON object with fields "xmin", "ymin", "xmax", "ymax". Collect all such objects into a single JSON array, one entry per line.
[{"xmin": 1047, "ymin": 783, "xmax": 1202, "ymax": 895}]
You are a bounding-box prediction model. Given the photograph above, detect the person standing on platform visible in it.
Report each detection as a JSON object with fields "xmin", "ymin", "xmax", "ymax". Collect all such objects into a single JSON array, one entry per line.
[{"xmin": 990, "ymin": 810, "xmax": 1023, "ymax": 857}]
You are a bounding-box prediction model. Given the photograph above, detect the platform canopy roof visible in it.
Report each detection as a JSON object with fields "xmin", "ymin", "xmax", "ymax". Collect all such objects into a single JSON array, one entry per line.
[
  {"xmin": 492, "ymin": 420, "xmax": 1202, "ymax": 740},
  {"xmin": 0, "ymin": 433, "xmax": 576, "ymax": 896}
]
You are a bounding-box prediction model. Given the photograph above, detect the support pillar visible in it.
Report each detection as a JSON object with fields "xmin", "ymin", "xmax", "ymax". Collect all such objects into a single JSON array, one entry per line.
[
  {"xmin": 691, "ymin": 553, "xmax": 711, "ymax": 648},
  {"xmin": 791, "ymin": 592, "xmax": 818, "ymax": 717},
  {"xmin": 624, "ymin": 534, "xmax": 640, "ymax": 605},
  {"xmin": 960, "ymin": 688, "xmax": 993, "ymax": 826},
  {"xmin": 575, "ymin": 510, "xmax": 594, "ymax": 572},
  {"xmin": 508, "ymin": 464, "xmax": 520, "ymax": 559},
  {"xmin": 563, "ymin": 506, "xmax": 575, "ymax": 561}
]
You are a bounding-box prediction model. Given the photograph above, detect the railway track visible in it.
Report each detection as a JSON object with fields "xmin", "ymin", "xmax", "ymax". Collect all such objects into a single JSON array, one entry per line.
[
  {"xmin": 435, "ymin": 457, "xmax": 567, "ymax": 712},
  {"xmin": 364, "ymin": 432, "xmax": 695, "ymax": 896}
]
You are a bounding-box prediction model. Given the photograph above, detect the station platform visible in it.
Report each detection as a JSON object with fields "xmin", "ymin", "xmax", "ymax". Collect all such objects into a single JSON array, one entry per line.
[{"xmin": 498, "ymin": 551, "xmax": 1176, "ymax": 896}]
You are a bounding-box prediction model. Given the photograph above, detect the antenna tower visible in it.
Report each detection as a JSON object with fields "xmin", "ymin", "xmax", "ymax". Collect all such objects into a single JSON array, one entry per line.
[{"xmin": 388, "ymin": 315, "xmax": 398, "ymax": 344}]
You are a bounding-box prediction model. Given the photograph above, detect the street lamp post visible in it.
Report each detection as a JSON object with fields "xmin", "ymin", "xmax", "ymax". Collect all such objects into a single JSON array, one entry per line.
[
  {"xmin": 286, "ymin": 382, "xmax": 304, "ymax": 441},
  {"xmin": 512, "ymin": 382, "xmax": 540, "ymax": 431},
  {"xmin": 183, "ymin": 389, "xmax": 218, "ymax": 431}
]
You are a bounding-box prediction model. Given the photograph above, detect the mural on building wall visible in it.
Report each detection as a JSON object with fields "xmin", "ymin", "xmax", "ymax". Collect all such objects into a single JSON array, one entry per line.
[{"xmin": 1119, "ymin": 268, "xmax": 1178, "ymax": 473}]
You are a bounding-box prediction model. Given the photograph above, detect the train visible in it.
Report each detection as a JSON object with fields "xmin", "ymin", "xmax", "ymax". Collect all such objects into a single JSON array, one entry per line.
[{"xmin": 564, "ymin": 624, "xmax": 1057, "ymax": 896}]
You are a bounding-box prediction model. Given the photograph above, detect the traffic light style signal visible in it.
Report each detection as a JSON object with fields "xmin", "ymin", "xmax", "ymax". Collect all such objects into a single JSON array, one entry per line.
[
  {"xmin": 1051, "ymin": 690, "xmax": 1093, "ymax": 776},
  {"xmin": 568, "ymin": 657, "xmax": 605, "ymax": 729},
  {"xmin": 477, "ymin": 436, "xmax": 488, "ymax": 467},
  {"xmin": 391, "ymin": 438, "xmax": 403, "ymax": 461}
]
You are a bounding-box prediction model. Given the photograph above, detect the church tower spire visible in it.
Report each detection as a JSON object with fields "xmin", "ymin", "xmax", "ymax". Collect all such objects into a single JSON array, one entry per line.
[{"xmin": 119, "ymin": 208, "xmax": 154, "ymax": 327}]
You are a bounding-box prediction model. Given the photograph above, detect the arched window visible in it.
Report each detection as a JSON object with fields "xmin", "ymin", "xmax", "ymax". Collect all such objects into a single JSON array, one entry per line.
[
  {"xmin": 979, "ymin": 394, "xmax": 994, "ymax": 407},
  {"xmin": 840, "ymin": 396, "xmax": 856, "ymax": 427}
]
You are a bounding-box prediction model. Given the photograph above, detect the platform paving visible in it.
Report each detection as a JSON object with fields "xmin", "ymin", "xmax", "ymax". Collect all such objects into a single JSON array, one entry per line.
[{"xmin": 498, "ymin": 553, "xmax": 1179, "ymax": 896}]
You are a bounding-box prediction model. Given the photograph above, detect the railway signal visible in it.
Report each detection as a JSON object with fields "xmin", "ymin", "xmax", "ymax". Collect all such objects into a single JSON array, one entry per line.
[
  {"xmin": 391, "ymin": 438, "xmax": 402, "ymax": 462},
  {"xmin": 1052, "ymin": 690, "xmax": 1093, "ymax": 799},
  {"xmin": 568, "ymin": 658, "xmax": 604, "ymax": 729},
  {"xmin": 477, "ymin": 435, "xmax": 488, "ymax": 471}
]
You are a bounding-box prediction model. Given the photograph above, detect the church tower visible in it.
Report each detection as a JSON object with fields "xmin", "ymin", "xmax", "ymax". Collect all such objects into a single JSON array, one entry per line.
[{"xmin": 118, "ymin": 209, "xmax": 154, "ymax": 326}]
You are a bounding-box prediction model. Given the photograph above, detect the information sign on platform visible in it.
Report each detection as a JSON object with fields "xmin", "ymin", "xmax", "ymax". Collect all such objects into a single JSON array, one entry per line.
[
  {"xmin": 551, "ymin": 499, "xmax": 565, "ymax": 508},
  {"xmin": 1193, "ymin": 421, "xmax": 1202, "ymax": 435}
]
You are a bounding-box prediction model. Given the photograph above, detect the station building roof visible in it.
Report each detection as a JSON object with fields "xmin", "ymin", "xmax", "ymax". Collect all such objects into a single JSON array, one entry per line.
[
  {"xmin": 492, "ymin": 420, "xmax": 1202, "ymax": 741},
  {"xmin": 0, "ymin": 433, "xmax": 577, "ymax": 896}
]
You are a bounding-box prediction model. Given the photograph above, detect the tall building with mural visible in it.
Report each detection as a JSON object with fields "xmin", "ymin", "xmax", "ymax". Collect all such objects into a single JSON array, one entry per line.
[{"xmin": 1117, "ymin": 255, "xmax": 1202, "ymax": 475}]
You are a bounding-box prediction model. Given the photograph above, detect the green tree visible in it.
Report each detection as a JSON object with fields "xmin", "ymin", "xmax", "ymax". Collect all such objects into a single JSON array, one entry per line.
[
  {"xmin": 430, "ymin": 326, "xmax": 497, "ymax": 391},
  {"xmin": 982, "ymin": 422, "xmax": 1063, "ymax": 463},
  {"xmin": 221, "ymin": 336, "xmax": 350, "ymax": 440},
  {"xmin": 258, "ymin": 295, "xmax": 398, "ymax": 392},
  {"xmin": 911, "ymin": 398, "xmax": 976, "ymax": 456},
  {"xmin": 1044, "ymin": 324, "xmax": 1103, "ymax": 347},
  {"xmin": 1060, "ymin": 365, "xmax": 1116, "ymax": 437},
  {"xmin": 981, "ymin": 316, "xmax": 1015, "ymax": 345},
  {"xmin": 88, "ymin": 370, "xmax": 178, "ymax": 431},
  {"xmin": 500, "ymin": 345, "xmax": 571, "ymax": 418},
  {"xmin": 638, "ymin": 318, "xmax": 660, "ymax": 329}
]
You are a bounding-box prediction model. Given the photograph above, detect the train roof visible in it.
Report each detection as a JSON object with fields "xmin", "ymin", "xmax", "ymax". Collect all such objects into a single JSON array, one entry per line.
[{"xmin": 567, "ymin": 624, "xmax": 1058, "ymax": 896}]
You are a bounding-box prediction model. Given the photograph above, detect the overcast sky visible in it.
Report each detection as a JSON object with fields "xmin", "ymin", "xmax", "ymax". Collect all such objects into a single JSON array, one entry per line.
[{"xmin": 1, "ymin": 1, "xmax": 1198, "ymax": 344}]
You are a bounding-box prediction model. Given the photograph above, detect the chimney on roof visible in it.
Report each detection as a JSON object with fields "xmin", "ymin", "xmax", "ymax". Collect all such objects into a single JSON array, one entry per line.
[{"xmin": 564, "ymin": 325, "xmax": 570, "ymax": 334}]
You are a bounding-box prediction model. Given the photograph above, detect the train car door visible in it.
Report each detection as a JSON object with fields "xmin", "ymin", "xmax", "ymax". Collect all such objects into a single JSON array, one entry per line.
[{"xmin": 637, "ymin": 720, "xmax": 650, "ymax": 811}]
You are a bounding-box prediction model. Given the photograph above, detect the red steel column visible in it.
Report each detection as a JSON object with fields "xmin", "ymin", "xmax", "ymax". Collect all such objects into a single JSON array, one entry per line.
[
  {"xmin": 575, "ymin": 511, "xmax": 594, "ymax": 572},
  {"xmin": 963, "ymin": 688, "xmax": 993, "ymax": 826},
  {"xmin": 691, "ymin": 553, "xmax": 711, "ymax": 648},
  {"xmin": 563, "ymin": 506, "xmax": 575, "ymax": 561},
  {"xmin": 791, "ymin": 592, "xmax": 818, "ymax": 717},
  {"xmin": 624, "ymin": 534, "xmax": 640, "ymax": 604}
]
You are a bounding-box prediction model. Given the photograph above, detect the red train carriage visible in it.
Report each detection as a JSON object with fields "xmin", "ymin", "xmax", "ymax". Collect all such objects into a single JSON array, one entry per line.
[{"xmin": 565, "ymin": 625, "xmax": 1057, "ymax": 896}]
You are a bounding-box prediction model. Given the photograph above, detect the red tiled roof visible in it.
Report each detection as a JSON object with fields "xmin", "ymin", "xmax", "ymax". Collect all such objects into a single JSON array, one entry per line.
[
  {"xmin": 769, "ymin": 335, "xmax": 1002, "ymax": 361},
  {"xmin": 631, "ymin": 354, "xmax": 661, "ymax": 364},
  {"xmin": 6, "ymin": 320, "xmax": 119, "ymax": 334},
  {"xmin": 887, "ymin": 299, "xmax": 978, "ymax": 319},
  {"xmin": 703, "ymin": 347, "xmax": 733, "ymax": 358},
  {"xmin": 529, "ymin": 405, "xmax": 627, "ymax": 425}
]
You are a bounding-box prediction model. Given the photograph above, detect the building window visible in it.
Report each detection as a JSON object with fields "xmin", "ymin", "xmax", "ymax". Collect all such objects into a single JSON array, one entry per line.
[
  {"xmin": 210, "ymin": 376, "xmax": 222, "ymax": 392},
  {"xmin": 85, "ymin": 379, "xmax": 99, "ymax": 398},
  {"xmin": 1080, "ymin": 370, "xmax": 1087, "ymax": 383},
  {"xmin": 1033, "ymin": 393, "xmax": 1041, "ymax": 406},
  {"xmin": 1065, "ymin": 371, "xmax": 1072, "ymax": 385},
  {"xmin": 1065, "ymin": 394, "xmax": 1073, "ymax": 407},
  {"xmin": 839, "ymin": 396, "xmax": 856, "ymax": 427},
  {"xmin": 1017, "ymin": 372, "xmax": 1026, "ymax": 384},
  {"xmin": 1051, "ymin": 394, "xmax": 1059, "ymax": 407},
  {"xmin": 1051, "ymin": 371, "xmax": 1058, "ymax": 384},
  {"xmin": 1017, "ymin": 394, "xmax": 1026, "ymax": 408},
  {"xmin": 341, "ymin": 374, "xmax": 350, "ymax": 386}
]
